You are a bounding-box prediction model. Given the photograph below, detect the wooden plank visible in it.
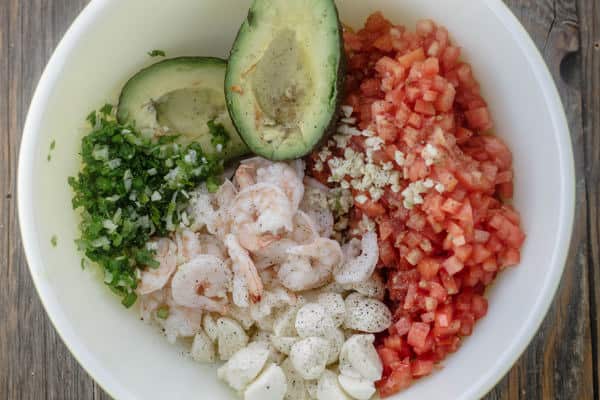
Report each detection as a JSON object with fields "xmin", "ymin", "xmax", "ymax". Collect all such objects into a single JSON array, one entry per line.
[
  {"xmin": 0, "ymin": 1, "xmax": 595, "ymax": 399},
  {"xmin": 486, "ymin": 1, "xmax": 594, "ymax": 399},
  {"xmin": 0, "ymin": 0, "xmax": 12, "ymax": 396},
  {"xmin": 0, "ymin": 0, "xmax": 105, "ymax": 399},
  {"xmin": 577, "ymin": 0, "xmax": 600, "ymax": 395}
]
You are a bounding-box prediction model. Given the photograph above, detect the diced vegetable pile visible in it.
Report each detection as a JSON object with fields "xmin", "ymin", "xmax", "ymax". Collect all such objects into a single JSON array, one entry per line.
[
  {"xmin": 308, "ymin": 13, "xmax": 526, "ymax": 397},
  {"xmin": 68, "ymin": 106, "xmax": 224, "ymax": 306}
]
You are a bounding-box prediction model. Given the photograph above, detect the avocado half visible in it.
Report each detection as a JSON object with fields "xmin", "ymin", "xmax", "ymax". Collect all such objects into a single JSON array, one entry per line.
[
  {"xmin": 117, "ymin": 57, "xmax": 249, "ymax": 161},
  {"xmin": 225, "ymin": 0, "xmax": 345, "ymax": 161}
]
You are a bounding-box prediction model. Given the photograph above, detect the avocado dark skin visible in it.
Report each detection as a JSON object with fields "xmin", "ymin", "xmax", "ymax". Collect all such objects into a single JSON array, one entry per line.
[{"xmin": 224, "ymin": 0, "xmax": 346, "ymax": 161}]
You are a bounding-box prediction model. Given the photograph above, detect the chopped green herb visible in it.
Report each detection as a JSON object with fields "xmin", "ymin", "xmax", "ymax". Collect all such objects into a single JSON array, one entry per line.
[
  {"xmin": 47, "ymin": 154, "xmax": 52, "ymax": 162},
  {"xmin": 50, "ymin": 140, "xmax": 56, "ymax": 150},
  {"xmin": 51, "ymin": 235, "xmax": 58, "ymax": 247},
  {"xmin": 121, "ymin": 292, "xmax": 137, "ymax": 308},
  {"xmin": 207, "ymin": 119, "xmax": 231, "ymax": 149},
  {"xmin": 148, "ymin": 49, "xmax": 166, "ymax": 57},
  {"xmin": 69, "ymin": 106, "xmax": 224, "ymax": 307},
  {"xmin": 156, "ymin": 305, "xmax": 170, "ymax": 319}
]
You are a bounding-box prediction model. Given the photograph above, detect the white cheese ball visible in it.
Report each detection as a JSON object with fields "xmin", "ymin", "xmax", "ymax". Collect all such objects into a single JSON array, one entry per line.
[
  {"xmin": 289, "ymin": 337, "xmax": 330, "ymax": 380},
  {"xmin": 202, "ymin": 313, "xmax": 219, "ymax": 342},
  {"xmin": 244, "ymin": 363, "xmax": 287, "ymax": 400},
  {"xmin": 316, "ymin": 292, "xmax": 346, "ymax": 328},
  {"xmin": 190, "ymin": 330, "xmax": 216, "ymax": 363},
  {"xmin": 316, "ymin": 370, "xmax": 352, "ymax": 400},
  {"xmin": 271, "ymin": 336, "xmax": 300, "ymax": 356},
  {"xmin": 280, "ymin": 358, "xmax": 309, "ymax": 400},
  {"xmin": 338, "ymin": 375, "xmax": 376, "ymax": 400},
  {"xmin": 216, "ymin": 317, "xmax": 249, "ymax": 361},
  {"xmin": 217, "ymin": 341, "xmax": 270, "ymax": 391},
  {"xmin": 295, "ymin": 303, "xmax": 336, "ymax": 339},
  {"xmin": 339, "ymin": 334, "xmax": 383, "ymax": 382},
  {"xmin": 326, "ymin": 328, "xmax": 345, "ymax": 365},
  {"xmin": 344, "ymin": 293, "xmax": 392, "ymax": 333}
]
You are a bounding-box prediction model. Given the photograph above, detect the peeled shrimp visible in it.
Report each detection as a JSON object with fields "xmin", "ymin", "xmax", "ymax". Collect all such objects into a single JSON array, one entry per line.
[
  {"xmin": 177, "ymin": 230, "xmax": 227, "ymax": 263},
  {"xmin": 225, "ymin": 234, "xmax": 264, "ymax": 306},
  {"xmin": 205, "ymin": 180, "xmax": 237, "ymax": 240},
  {"xmin": 235, "ymin": 157, "xmax": 304, "ymax": 209},
  {"xmin": 278, "ymin": 238, "xmax": 343, "ymax": 291},
  {"xmin": 141, "ymin": 288, "xmax": 203, "ymax": 343},
  {"xmin": 301, "ymin": 177, "xmax": 334, "ymax": 238},
  {"xmin": 335, "ymin": 232, "xmax": 379, "ymax": 285},
  {"xmin": 256, "ymin": 162, "xmax": 304, "ymax": 210},
  {"xmin": 230, "ymin": 183, "xmax": 294, "ymax": 251},
  {"xmin": 253, "ymin": 239, "xmax": 297, "ymax": 270},
  {"xmin": 289, "ymin": 211, "xmax": 320, "ymax": 245},
  {"xmin": 138, "ymin": 238, "xmax": 177, "ymax": 295},
  {"xmin": 160, "ymin": 299, "xmax": 204, "ymax": 344},
  {"xmin": 188, "ymin": 184, "xmax": 217, "ymax": 231},
  {"xmin": 171, "ymin": 255, "xmax": 232, "ymax": 313}
]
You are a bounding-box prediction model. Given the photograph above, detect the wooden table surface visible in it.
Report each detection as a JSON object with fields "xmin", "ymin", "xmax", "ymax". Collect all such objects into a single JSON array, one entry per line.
[{"xmin": 0, "ymin": 0, "xmax": 598, "ymax": 399}]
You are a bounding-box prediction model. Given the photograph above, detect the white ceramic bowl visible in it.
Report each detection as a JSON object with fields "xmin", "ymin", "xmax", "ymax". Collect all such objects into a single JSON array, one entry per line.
[{"xmin": 18, "ymin": 0, "xmax": 575, "ymax": 399}]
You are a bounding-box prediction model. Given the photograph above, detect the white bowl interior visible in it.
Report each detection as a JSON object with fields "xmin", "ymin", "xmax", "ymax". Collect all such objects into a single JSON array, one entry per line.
[{"xmin": 19, "ymin": 0, "xmax": 574, "ymax": 399}]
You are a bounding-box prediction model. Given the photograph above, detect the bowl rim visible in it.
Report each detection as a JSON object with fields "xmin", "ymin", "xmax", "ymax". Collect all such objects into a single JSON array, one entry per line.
[{"xmin": 17, "ymin": 0, "xmax": 575, "ymax": 399}]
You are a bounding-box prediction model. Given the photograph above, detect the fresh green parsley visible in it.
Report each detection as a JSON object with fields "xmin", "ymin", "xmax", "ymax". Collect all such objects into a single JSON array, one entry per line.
[
  {"xmin": 69, "ymin": 104, "xmax": 224, "ymax": 307},
  {"xmin": 207, "ymin": 119, "xmax": 231, "ymax": 149},
  {"xmin": 148, "ymin": 49, "xmax": 166, "ymax": 57}
]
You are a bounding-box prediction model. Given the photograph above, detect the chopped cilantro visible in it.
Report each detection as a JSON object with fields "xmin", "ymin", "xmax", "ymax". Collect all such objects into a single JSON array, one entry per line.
[
  {"xmin": 148, "ymin": 49, "xmax": 166, "ymax": 57},
  {"xmin": 50, "ymin": 235, "xmax": 58, "ymax": 247},
  {"xmin": 207, "ymin": 119, "xmax": 230, "ymax": 149},
  {"xmin": 69, "ymin": 106, "xmax": 224, "ymax": 307}
]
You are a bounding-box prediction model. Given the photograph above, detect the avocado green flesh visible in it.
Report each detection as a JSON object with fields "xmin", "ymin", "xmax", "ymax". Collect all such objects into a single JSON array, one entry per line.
[
  {"xmin": 118, "ymin": 57, "xmax": 249, "ymax": 161},
  {"xmin": 225, "ymin": 0, "xmax": 344, "ymax": 161}
]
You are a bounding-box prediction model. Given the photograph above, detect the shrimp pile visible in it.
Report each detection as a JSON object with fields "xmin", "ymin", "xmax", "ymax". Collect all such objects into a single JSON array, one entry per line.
[{"xmin": 137, "ymin": 157, "xmax": 392, "ymax": 400}]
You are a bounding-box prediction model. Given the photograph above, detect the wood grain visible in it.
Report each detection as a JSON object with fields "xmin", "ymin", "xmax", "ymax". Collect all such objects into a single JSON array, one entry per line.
[{"xmin": 0, "ymin": 1, "xmax": 597, "ymax": 399}]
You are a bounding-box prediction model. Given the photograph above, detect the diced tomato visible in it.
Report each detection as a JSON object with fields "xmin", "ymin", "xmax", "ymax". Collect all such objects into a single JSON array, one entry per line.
[
  {"xmin": 407, "ymin": 322, "xmax": 431, "ymax": 348},
  {"xmin": 415, "ymin": 100, "xmax": 436, "ymax": 116},
  {"xmin": 357, "ymin": 199, "xmax": 387, "ymax": 218},
  {"xmin": 365, "ymin": 11, "xmax": 392, "ymax": 33},
  {"xmin": 380, "ymin": 240, "xmax": 398, "ymax": 266},
  {"xmin": 309, "ymin": 14, "xmax": 525, "ymax": 397},
  {"xmin": 411, "ymin": 359, "xmax": 434, "ymax": 377},
  {"xmin": 442, "ymin": 256, "xmax": 464, "ymax": 275},
  {"xmin": 417, "ymin": 257, "xmax": 441, "ymax": 280},
  {"xmin": 465, "ymin": 107, "xmax": 493, "ymax": 131},
  {"xmin": 397, "ymin": 48, "xmax": 426, "ymax": 68},
  {"xmin": 378, "ymin": 360, "xmax": 412, "ymax": 397},
  {"xmin": 374, "ymin": 34, "xmax": 394, "ymax": 52}
]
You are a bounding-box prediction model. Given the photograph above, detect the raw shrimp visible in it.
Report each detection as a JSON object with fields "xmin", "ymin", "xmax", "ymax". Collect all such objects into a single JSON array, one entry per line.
[
  {"xmin": 171, "ymin": 255, "xmax": 232, "ymax": 313},
  {"xmin": 301, "ymin": 178, "xmax": 334, "ymax": 238},
  {"xmin": 140, "ymin": 288, "xmax": 203, "ymax": 343},
  {"xmin": 253, "ymin": 239, "xmax": 297, "ymax": 270},
  {"xmin": 256, "ymin": 162, "xmax": 304, "ymax": 209},
  {"xmin": 188, "ymin": 184, "xmax": 217, "ymax": 231},
  {"xmin": 234, "ymin": 157, "xmax": 271, "ymax": 189},
  {"xmin": 278, "ymin": 238, "xmax": 343, "ymax": 291},
  {"xmin": 138, "ymin": 238, "xmax": 177, "ymax": 295},
  {"xmin": 289, "ymin": 211, "xmax": 320, "ymax": 244},
  {"xmin": 235, "ymin": 157, "xmax": 304, "ymax": 209},
  {"xmin": 225, "ymin": 234, "xmax": 264, "ymax": 305},
  {"xmin": 161, "ymin": 290, "xmax": 204, "ymax": 343},
  {"xmin": 177, "ymin": 230, "xmax": 226, "ymax": 262},
  {"xmin": 230, "ymin": 183, "xmax": 294, "ymax": 251},
  {"xmin": 335, "ymin": 232, "xmax": 379, "ymax": 285}
]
